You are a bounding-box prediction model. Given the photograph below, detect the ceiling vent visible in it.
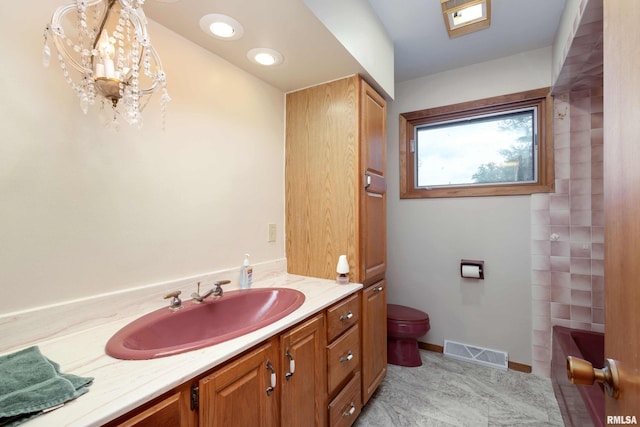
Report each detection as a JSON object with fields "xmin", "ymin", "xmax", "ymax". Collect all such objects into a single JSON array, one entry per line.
[{"xmin": 441, "ymin": 0, "xmax": 491, "ymax": 38}]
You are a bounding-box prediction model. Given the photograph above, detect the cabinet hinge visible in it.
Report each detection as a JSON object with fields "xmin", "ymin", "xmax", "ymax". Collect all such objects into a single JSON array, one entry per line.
[
  {"xmin": 410, "ymin": 139, "xmax": 415, "ymax": 153},
  {"xmin": 190, "ymin": 384, "xmax": 199, "ymax": 411}
]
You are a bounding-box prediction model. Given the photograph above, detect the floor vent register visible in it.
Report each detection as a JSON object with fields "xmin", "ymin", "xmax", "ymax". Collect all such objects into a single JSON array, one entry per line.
[{"xmin": 443, "ymin": 339, "xmax": 509, "ymax": 371}]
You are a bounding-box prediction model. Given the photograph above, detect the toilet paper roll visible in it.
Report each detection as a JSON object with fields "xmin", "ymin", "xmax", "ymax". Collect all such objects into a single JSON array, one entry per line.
[{"xmin": 461, "ymin": 265, "xmax": 481, "ymax": 279}]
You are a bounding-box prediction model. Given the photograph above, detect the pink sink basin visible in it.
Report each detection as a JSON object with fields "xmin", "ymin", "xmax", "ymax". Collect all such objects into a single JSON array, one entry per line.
[{"xmin": 106, "ymin": 288, "xmax": 305, "ymax": 360}]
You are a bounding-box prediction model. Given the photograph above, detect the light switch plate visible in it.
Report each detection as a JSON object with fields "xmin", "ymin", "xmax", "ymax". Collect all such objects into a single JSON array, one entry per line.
[{"xmin": 268, "ymin": 223, "xmax": 277, "ymax": 242}]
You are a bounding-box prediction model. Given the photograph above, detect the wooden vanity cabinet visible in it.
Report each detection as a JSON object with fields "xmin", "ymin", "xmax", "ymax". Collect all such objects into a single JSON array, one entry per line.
[
  {"xmin": 326, "ymin": 294, "xmax": 361, "ymax": 427},
  {"xmin": 105, "ymin": 382, "xmax": 196, "ymax": 427},
  {"xmin": 280, "ymin": 313, "xmax": 326, "ymax": 427},
  {"xmin": 361, "ymin": 279, "xmax": 387, "ymax": 404},
  {"xmin": 198, "ymin": 337, "xmax": 279, "ymax": 427}
]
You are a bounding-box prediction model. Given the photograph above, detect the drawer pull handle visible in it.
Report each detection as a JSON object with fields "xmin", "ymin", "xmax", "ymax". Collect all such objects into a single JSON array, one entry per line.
[
  {"xmin": 266, "ymin": 361, "xmax": 276, "ymax": 395},
  {"xmin": 342, "ymin": 402, "xmax": 356, "ymax": 417},
  {"xmin": 339, "ymin": 311, "xmax": 353, "ymax": 322},
  {"xmin": 285, "ymin": 348, "xmax": 295, "ymax": 381},
  {"xmin": 340, "ymin": 351, "xmax": 353, "ymax": 363},
  {"xmin": 373, "ymin": 286, "xmax": 383, "ymax": 293}
]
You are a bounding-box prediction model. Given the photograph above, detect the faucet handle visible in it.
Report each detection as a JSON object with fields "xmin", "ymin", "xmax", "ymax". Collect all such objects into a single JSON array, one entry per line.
[
  {"xmin": 164, "ymin": 290, "xmax": 183, "ymax": 310},
  {"xmin": 164, "ymin": 290, "xmax": 182, "ymax": 299},
  {"xmin": 212, "ymin": 280, "xmax": 230, "ymax": 297}
]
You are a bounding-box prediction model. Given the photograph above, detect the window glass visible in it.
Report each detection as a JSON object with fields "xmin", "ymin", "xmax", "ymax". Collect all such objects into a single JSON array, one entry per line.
[
  {"xmin": 416, "ymin": 109, "xmax": 536, "ymax": 188},
  {"xmin": 399, "ymin": 88, "xmax": 553, "ymax": 198}
]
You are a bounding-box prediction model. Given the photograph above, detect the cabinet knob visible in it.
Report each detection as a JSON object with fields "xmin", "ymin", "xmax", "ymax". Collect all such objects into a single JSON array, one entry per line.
[
  {"xmin": 373, "ymin": 285, "xmax": 383, "ymax": 293},
  {"xmin": 342, "ymin": 402, "xmax": 356, "ymax": 417},
  {"xmin": 339, "ymin": 311, "xmax": 353, "ymax": 322},
  {"xmin": 339, "ymin": 351, "xmax": 354, "ymax": 363}
]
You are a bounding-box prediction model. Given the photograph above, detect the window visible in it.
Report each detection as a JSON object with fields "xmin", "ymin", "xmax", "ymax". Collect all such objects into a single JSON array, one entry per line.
[{"xmin": 400, "ymin": 88, "xmax": 554, "ymax": 198}]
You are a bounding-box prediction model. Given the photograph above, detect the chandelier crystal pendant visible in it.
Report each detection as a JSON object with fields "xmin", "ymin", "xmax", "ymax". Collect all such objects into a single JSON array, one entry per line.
[{"xmin": 43, "ymin": 0, "xmax": 170, "ymax": 128}]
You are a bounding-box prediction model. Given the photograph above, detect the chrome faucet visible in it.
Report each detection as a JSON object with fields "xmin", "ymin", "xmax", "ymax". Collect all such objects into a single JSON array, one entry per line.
[
  {"xmin": 191, "ymin": 280, "xmax": 230, "ymax": 303},
  {"xmin": 164, "ymin": 290, "xmax": 183, "ymax": 311}
]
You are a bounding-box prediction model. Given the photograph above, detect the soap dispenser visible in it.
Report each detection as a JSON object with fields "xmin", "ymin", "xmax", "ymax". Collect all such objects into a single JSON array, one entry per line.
[{"xmin": 239, "ymin": 253, "xmax": 253, "ymax": 289}]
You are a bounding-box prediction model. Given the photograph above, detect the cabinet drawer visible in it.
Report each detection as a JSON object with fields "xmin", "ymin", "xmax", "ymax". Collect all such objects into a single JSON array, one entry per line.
[
  {"xmin": 327, "ymin": 293, "xmax": 360, "ymax": 343},
  {"xmin": 328, "ymin": 372, "xmax": 362, "ymax": 427},
  {"xmin": 327, "ymin": 324, "xmax": 360, "ymax": 394}
]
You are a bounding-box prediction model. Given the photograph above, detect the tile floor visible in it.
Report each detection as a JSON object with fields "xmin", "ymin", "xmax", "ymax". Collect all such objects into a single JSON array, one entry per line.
[{"xmin": 355, "ymin": 350, "xmax": 564, "ymax": 427}]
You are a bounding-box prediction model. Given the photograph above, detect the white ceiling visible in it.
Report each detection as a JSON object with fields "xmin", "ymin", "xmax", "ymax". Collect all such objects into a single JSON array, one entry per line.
[
  {"xmin": 369, "ymin": 0, "xmax": 566, "ymax": 82},
  {"xmin": 143, "ymin": 0, "xmax": 566, "ymax": 94}
]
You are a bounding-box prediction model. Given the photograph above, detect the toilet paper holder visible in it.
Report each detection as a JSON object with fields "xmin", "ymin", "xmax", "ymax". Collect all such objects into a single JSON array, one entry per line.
[{"xmin": 461, "ymin": 259, "xmax": 484, "ymax": 279}]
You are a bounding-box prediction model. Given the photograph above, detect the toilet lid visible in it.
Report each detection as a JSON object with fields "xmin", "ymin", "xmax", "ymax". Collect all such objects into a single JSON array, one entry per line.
[{"xmin": 387, "ymin": 304, "xmax": 429, "ymax": 321}]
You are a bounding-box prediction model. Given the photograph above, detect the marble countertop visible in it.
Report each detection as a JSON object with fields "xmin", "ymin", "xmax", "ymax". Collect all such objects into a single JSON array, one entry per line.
[{"xmin": 11, "ymin": 274, "xmax": 361, "ymax": 427}]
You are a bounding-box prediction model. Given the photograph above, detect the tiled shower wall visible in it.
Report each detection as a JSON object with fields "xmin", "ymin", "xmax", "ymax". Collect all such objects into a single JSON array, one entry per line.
[{"xmin": 531, "ymin": 84, "xmax": 604, "ymax": 376}]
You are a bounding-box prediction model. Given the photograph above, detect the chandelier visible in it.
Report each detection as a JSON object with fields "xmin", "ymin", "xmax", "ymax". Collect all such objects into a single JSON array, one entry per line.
[{"xmin": 43, "ymin": 0, "xmax": 170, "ymax": 127}]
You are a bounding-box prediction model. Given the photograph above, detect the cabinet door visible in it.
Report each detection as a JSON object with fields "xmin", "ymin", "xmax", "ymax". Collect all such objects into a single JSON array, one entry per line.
[
  {"xmin": 199, "ymin": 339, "xmax": 279, "ymax": 427},
  {"xmin": 285, "ymin": 77, "xmax": 359, "ymax": 281},
  {"xmin": 361, "ymin": 280, "xmax": 387, "ymax": 404},
  {"xmin": 280, "ymin": 313, "xmax": 326, "ymax": 427},
  {"xmin": 360, "ymin": 80, "xmax": 387, "ymax": 284},
  {"xmin": 106, "ymin": 383, "xmax": 196, "ymax": 427}
]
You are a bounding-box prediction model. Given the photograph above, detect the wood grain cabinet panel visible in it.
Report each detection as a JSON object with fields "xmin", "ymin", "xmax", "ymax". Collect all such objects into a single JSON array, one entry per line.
[
  {"xmin": 360, "ymin": 82, "xmax": 387, "ymax": 284},
  {"xmin": 326, "ymin": 293, "xmax": 360, "ymax": 343},
  {"xmin": 105, "ymin": 383, "xmax": 196, "ymax": 427},
  {"xmin": 327, "ymin": 324, "xmax": 360, "ymax": 396},
  {"xmin": 328, "ymin": 372, "xmax": 362, "ymax": 427},
  {"xmin": 361, "ymin": 280, "xmax": 387, "ymax": 404},
  {"xmin": 286, "ymin": 75, "xmax": 388, "ymax": 416},
  {"xmin": 285, "ymin": 75, "xmax": 387, "ymax": 286},
  {"xmin": 198, "ymin": 338, "xmax": 279, "ymax": 427},
  {"xmin": 280, "ymin": 313, "xmax": 326, "ymax": 427}
]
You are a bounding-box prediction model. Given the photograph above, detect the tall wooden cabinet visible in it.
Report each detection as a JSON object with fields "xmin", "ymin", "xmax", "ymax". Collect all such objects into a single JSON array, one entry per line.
[
  {"xmin": 285, "ymin": 75, "xmax": 387, "ymax": 410},
  {"xmin": 285, "ymin": 75, "xmax": 386, "ymax": 286}
]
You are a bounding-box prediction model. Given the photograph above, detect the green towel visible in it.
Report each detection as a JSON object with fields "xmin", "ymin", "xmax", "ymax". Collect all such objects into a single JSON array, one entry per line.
[{"xmin": 0, "ymin": 346, "xmax": 94, "ymax": 426}]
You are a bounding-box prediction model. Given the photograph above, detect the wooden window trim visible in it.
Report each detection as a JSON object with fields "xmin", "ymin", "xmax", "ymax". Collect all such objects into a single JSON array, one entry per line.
[{"xmin": 399, "ymin": 88, "xmax": 554, "ymax": 199}]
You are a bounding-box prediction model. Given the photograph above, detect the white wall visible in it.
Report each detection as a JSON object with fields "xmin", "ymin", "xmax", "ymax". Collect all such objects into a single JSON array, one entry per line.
[
  {"xmin": 303, "ymin": 0, "xmax": 394, "ymax": 99},
  {"xmin": 387, "ymin": 47, "xmax": 553, "ymax": 364},
  {"xmin": 0, "ymin": 1, "xmax": 285, "ymax": 313}
]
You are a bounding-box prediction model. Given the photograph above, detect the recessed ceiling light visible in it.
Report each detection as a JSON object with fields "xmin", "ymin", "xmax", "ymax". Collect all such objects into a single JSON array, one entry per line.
[
  {"xmin": 247, "ymin": 48, "xmax": 284, "ymax": 66},
  {"xmin": 210, "ymin": 22, "xmax": 235, "ymax": 38},
  {"xmin": 199, "ymin": 14, "xmax": 244, "ymax": 40}
]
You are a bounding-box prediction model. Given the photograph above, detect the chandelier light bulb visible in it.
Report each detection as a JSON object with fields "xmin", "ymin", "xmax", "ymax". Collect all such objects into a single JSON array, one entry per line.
[{"xmin": 43, "ymin": 0, "xmax": 170, "ymax": 128}]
